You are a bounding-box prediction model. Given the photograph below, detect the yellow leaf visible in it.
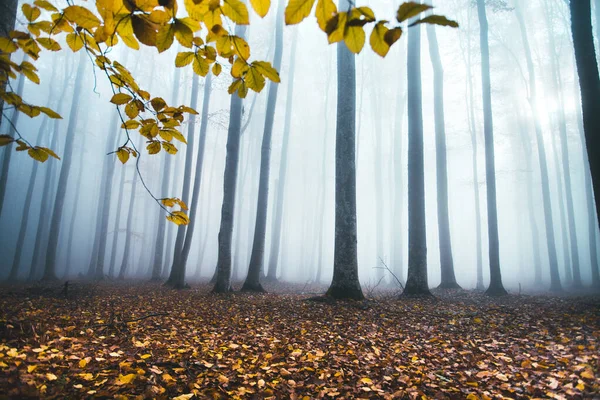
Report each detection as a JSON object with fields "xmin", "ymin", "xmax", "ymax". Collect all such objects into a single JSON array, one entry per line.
[
  {"xmin": 370, "ymin": 21, "xmax": 390, "ymax": 57},
  {"xmin": 315, "ymin": 0, "xmax": 336, "ymax": 31},
  {"xmin": 193, "ymin": 54, "xmax": 209, "ymax": 76},
  {"xmin": 36, "ymin": 38, "xmax": 61, "ymax": 51},
  {"xmin": 172, "ymin": 394, "xmax": 194, "ymax": 400},
  {"xmin": 66, "ymin": 33, "xmax": 84, "ymax": 52},
  {"xmin": 38, "ymin": 107, "xmax": 61, "ymax": 119},
  {"xmin": 166, "ymin": 210, "xmax": 189, "ymax": 225},
  {"xmin": 151, "ymin": 97, "xmax": 167, "ymax": 112},
  {"xmin": 581, "ymin": 369, "xmax": 594, "ymax": 379},
  {"xmin": 250, "ymin": 0, "xmax": 270, "ymax": 18},
  {"xmin": 162, "ymin": 373, "xmax": 175, "ymax": 382},
  {"xmin": 466, "ymin": 381, "xmax": 478, "ymax": 387},
  {"xmin": 285, "ymin": 0, "xmax": 316, "ymax": 25},
  {"xmin": 0, "ymin": 37, "xmax": 17, "ymax": 53},
  {"xmin": 409, "ymin": 15, "xmax": 459, "ymax": 28},
  {"xmin": 116, "ymin": 373, "xmax": 136, "ymax": 385},
  {"xmin": 218, "ymin": 374, "xmax": 230, "ymax": 384},
  {"xmin": 359, "ymin": 377, "xmax": 372, "ymax": 384},
  {"xmin": 147, "ymin": 141, "xmax": 161, "ymax": 154},
  {"xmin": 116, "ymin": 148, "xmax": 129, "ymax": 164},
  {"xmin": 252, "ymin": 61, "xmax": 280, "ymax": 82},
  {"xmin": 466, "ymin": 394, "xmax": 479, "ymax": 400},
  {"xmin": 140, "ymin": 354, "xmax": 152, "ymax": 359},
  {"xmin": 28, "ymin": 147, "xmax": 49, "ymax": 163},
  {"xmin": 326, "ymin": 12, "xmax": 347, "ymax": 44},
  {"xmin": 156, "ymin": 23, "xmax": 176, "ymax": 53},
  {"xmin": 576, "ymin": 382, "xmax": 585, "ymax": 391},
  {"xmin": 22, "ymin": 4, "xmax": 41, "ymax": 22},
  {"xmin": 174, "ymin": 20, "xmax": 194, "ymax": 48},
  {"xmin": 121, "ymin": 120, "xmax": 140, "ymax": 129},
  {"xmin": 110, "ymin": 93, "xmax": 133, "ymax": 105},
  {"xmin": 384, "ymin": 27, "xmax": 403, "ymax": 47},
  {"xmin": 473, "ymin": 317, "xmax": 482, "ymax": 324},
  {"xmin": 344, "ymin": 25, "xmax": 365, "ymax": 54},
  {"xmin": 0, "ymin": 135, "xmax": 14, "ymax": 147},
  {"xmin": 79, "ymin": 359, "xmax": 87, "ymax": 368},
  {"xmin": 46, "ymin": 373, "xmax": 58, "ymax": 381},
  {"xmin": 396, "ymin": 2, "xmax": 432, "ymax": 23},
  {"xmin": 162, "ymin": 142, "xmax": 178, "ymax": 154},
  {"xmin": 222, "ymin": 0, "xmax": 250, "ymax": 24},
  {"xmin": 64, "ymin": 6, "xmax": 101, "ymax": 30},
  {"xmin": 175, "ymin": 51, "xmax": 195, "ymax": 67},
  {"xmin": 27, "ymin": 365, "xmax": 37, "ymax": 373},
  {"xmin": 245, "ymin": 65, "xmax": 265, "ymax": 92},
  {"xmin": 39, "ymin": 147, "xmax": 60, "ymax": 160},
  {"xmin": 212, "ymin": 63, "xmax": 222, "ymax": 76},
  {"xmin": 34, "ymin": 0, "xmax": 58, "ymax": 12},
  {"xmin": 131, "ymin": 15, "xmax": 157, "ymax": 47}
]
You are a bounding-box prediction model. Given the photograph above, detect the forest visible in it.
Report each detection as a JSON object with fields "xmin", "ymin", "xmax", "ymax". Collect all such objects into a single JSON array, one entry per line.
[{"xmin": 0, "ymin": 0, "xmax": 599, "ymax": 398}]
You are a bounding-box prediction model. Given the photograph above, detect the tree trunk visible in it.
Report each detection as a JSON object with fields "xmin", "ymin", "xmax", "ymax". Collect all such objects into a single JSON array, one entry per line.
[
  {"xmin": 426, "ymin": 17, "xmax": 459, "ymax": 289},
  {"xmin": 0, "ymin": 0, "xmax": 18, "ymax": 127},
  {"xmin": 242, "ymin": 1, "xmax": 284, "ymax": 292},
  {"xmin": 325, "ymin": 0, "xmax": 363, "ymax": 300},
  {"xmin": 152, "ymin": 67, "xmax": 181, "ymax": 281},
  {"xmin": 166, "ymin": 72, "xmax": 199, "ymax": 288},
  {"xmin": 118, "ymin": 163, "xmax": 139, "ymax": 279},
  {"xmin": 63, "ymin": 144, "xmax": 86, "ymax": 277},
  {"xmin": 108, "ymin": 159, "xmax": 127, "ymax": 278},
  {"xmin": 213, "ymin": 24, "xmax": 247, "ymax": 293},
  {"xmin": 42, "ymin": 52, "xmax": 86, "ymax": 281},
  {"xmin": 515, "ymin": 0, "xmax": 562, "ymax": 291},
  {"xmin": 477, "ymin": 0, "xmax": 507, "ymax": 296},
  {"xmin": 403, "ymin": 20, "xmax": 431, "ymax": 297},
  {"xmin": 571, "ymin": 0, "xmax": 600, "ymax": 277},
  {"xmin": 0, "ymin": 64, "xmax": 25, "ymax": 219},
  {"xmin": 177, "ymin": 73, "xmax": 213, "ymax": 286},
  {"xmin": 266, "ymin": 30, "xmax": 298, "ymax": 281}
]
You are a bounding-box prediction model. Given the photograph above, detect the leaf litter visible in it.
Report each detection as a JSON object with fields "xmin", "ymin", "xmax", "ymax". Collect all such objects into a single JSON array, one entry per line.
[{"xmin": 0, "ymin": 283, "xmax": 598, "ymax": 399}]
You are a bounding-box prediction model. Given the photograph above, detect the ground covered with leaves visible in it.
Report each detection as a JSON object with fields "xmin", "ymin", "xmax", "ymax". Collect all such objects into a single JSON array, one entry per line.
[{"xmin": 0, "ymin": 282, "xmax": 599, "ymax": 399}]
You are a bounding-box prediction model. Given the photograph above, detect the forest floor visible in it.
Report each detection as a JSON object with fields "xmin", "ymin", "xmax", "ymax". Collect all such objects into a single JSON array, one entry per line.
[{"xmin": 0, "ymin": 282, "xmax": 599, "ymax": 399}]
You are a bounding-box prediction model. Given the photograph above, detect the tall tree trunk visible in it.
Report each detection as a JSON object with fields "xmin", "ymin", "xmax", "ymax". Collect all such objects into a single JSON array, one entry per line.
[
  {"xmin": 0, "ymin": 65, "xmax": 25, "ymax": 219},
  {"xmin": 63, "ymin": 145, "xmax": 86, "ymax": 277},
  {"xmin": 108, "ymin": 159, "xmax": 127, "ymax": 278},
  {"xmin": 266, "ymin": 30, "xmax": 298, "ymax": 281},
  {"xmin": 403, "ymin": 20, "xmax": 430, "ymax": 297},
  {"xmin": 118, "ymin": 163, "xmax": 139, "ymax": 279},
  {"xmin": 571, "ymin": 0, "xmax": 600, "ymax": 272},
  {"xmin": 42, "ymin": 52, "xmax": 86, "ymax": 281},
  {"xmin": 426, "ymin": 16, "xmax": 459, "ymax": 289},
  {"xmin": 242, "ymin": 1, "xmax": 284, "ymax": 292},
  {"xmin": 152, "ymin": 67, "xmax": 181, "ymax": 281},
  {"xmin": 325, "ymin": 0, "xmax": 363, "ymax": 300},
  {"xmin": 515, "ymin": 0, "xmax": 562, "ymax": 291},
  {"xmin": 176, "ymin": 74, "xmax": 213, "ymax": 287},
  {"xmin": 0, "ymin": 0, "xmax": 18, "ymax": 127},
  {"xmin": 371, "ymin": 77, "xmax": 386, "ymax": 283},
  {"xmin": 213, "ymin": 24, "xmax": 247, "ymax": 293},
  {"xmin": 477, "ymin": 0, "xmax": 506, "ymax": 296},
  {"xmin": 166, "ymin": 73, "xmax": 199, "ymax": 288},
  {"xmin": 543, "ymin": 0, "xmax": 582, "ymax": 286}
]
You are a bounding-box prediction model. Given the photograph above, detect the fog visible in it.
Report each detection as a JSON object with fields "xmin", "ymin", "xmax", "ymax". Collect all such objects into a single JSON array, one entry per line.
[{"xmin": 1, "ymin": 0, "xmax": 598, "ymax": 293}]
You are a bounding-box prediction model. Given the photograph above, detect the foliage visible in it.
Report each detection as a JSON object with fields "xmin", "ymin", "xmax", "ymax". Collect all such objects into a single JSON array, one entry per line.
[
  {"xmin": 0, "ymin": 284, "xmax": 598, "ymax": 398},
  {"xmin": 0, "ymin": 0, "xmax": 457, "ymax": 225}
]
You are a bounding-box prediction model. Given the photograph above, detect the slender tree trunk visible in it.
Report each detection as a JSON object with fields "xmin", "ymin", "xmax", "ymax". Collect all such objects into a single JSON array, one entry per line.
[
  {"xmin": 266, "ymin": 30, "xmax": 298, "ymax": 281},
  {"xmin": 477, "ymin": 0, "xmax": 507, "ymax": 296},
  {"xmin": 176, "ymin": 74, "xmax": 213, "ymax": 286},
  {"xmin": 571, "ymin": 0, "xmax": 600, "ymax": 273},
  {"xmin": 152, "ymin": 67, "xmax": 181, "ymax": 280},
  {"xmin": 242, "ymin": 1, "xmax": 284, "ymax": 292},
  {"xmin": 426, "ymin": 17, "xmax": 459, "ymax": 289},
  {"xmin": 0, "ymin": 66, "xmax": 25, "ymax": 219},
  {"xmin": 166, "ymin": 73, "xmax": 199, "ymax": 288},
  {"xmin": 118, "ymin": 163, "xmax": 139, "ymax": 279},
  {"xmin": 64, "ymin": 146, "xmax": 86, "ymax": 277},
  {"xmin": 325, "ymin": 0, "xmax": 363, "ymax": 300},
  {"xmin": 371, "ymin": 79, "xmax": 386, "ymax": 283},
  {"xmin": 42, "ymin": 52, "xmax": 86, "ymax": 281},
  {"xmin": 108, "ymin": 159, "xmax": 127, "ymax": 278},
  {"xmin": 213, "ymin": 24, "xmax": 247, "ymax": 293},
  {"xmin": 515, "ymin": 1, "xmax": 562, "ymax": 291},
  {"xmin": 0, "ymin": 0, "xmax": 18, "ymax": 127},
  {"xmin": 403, "ymin": 20, "xmax": 430, "ymax": 297}
]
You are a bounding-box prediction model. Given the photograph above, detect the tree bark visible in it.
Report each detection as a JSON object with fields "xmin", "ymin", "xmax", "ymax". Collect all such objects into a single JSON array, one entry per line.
[
  {"xmin": 42, "ymin": 52, "xmax": 86, "ymax": 281},
  {"xmin": 325, "ymin": 0, "xmax": 363, "ymax": 300},
  {"xmin": 476, "ymin": 0, "xmax": 507, "ymax": 296},
  {"xmin": 426, "ymin": 16, "xmax": 459, "ymax": 289},
  {"xmin": 570, "ymin": 0, "xmax": 600, "ymax": 275},
  {"xmin": 515, "ymin": 0, "xmax": 562, "ymax": 291},
  {"xmin": 108, "ymin": 158, "xmax": 127, "ymax": 278},
  {"xmin": 403, "ymin": 20, "xmax": 431, "ymax": 297},
  {"xmin": 242, "ymin": 1, "xmax": 284, "ymax": 292},
  {"xmin": 118, "ymin": 163, "xmax": 139, "ymax": 279},
  {"xmin": 0, "ymin": 0, "xmax": 18, "ymax": 127}
]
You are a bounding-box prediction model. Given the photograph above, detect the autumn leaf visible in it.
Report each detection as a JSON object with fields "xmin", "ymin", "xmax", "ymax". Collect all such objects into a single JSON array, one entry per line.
[
  {"xmin": 285, "ymin": 0, "xmax": 317, "ymax": 25},
  {"xmin": 116, "ymin": 373, "xmax": 136, "ymax": 385}
]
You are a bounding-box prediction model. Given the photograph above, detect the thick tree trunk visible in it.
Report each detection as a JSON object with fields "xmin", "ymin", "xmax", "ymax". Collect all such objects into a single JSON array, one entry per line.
[
  {"xmin": 571, "ymin": 0, "xmax": 600, "ymax": 277},
  {"xmin": 42, "ymin": 52, "xmax": 86, "ymax": 281},
  {"xmin": 325, "ymin": 0, "xmax": 363, "ymax": 300},
  {"xmin": 266, "ymin": 30, "xmax": 298, "ymax": 281},
  {"xmin": 177, "ymin": 74, "xmax": 213, "ymax": 286},
  {"xmin": 515, "ymin": 1, "xmax": 562, "ymax": 291},
  {"xmin": 426, "ymin": 18, "xmax": 459, "ymax": 289},
  {"xmin": 166, "ymin": 73, "xmax": 199, "ymax": 288},
  {"xmin": 213, "ymin": 25, "xmax": 247, "ymax": 293},
  {"xmin": 477, "ymin": 0, "xmax": 507, "ymax": 296},
  {"xmin": 0, "ymin": 0, "xmax": 18, "ymax": 127},
  {"xmin": 403, "ymin": 20, "xmax": 430, "ymax": 297},
  {"xmin": 242, "ymin": 2, "xmax": 284, "ymax": 292}
]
